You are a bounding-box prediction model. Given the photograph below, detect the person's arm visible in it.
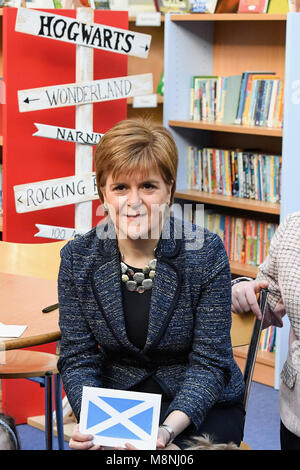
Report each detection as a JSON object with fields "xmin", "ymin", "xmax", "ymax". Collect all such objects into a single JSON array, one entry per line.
[
  {"xmin": 232, "ymin": 219, "xmax": 288, "ymax": 329},
  {"xmin": 57, "ymin": 242, "xmax": 105, "ymax": 421},
  {"xmin": 163, "ymin": 234, "xmax": 239, "ymax": 433}
]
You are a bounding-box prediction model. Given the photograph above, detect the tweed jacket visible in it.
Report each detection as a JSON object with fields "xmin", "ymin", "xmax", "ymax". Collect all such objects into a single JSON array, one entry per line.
[
  {"xmin": 57, "ymin": 217, "xmax": 245, "ymax": 431},
  {"xmin": 255, "ymin": 212, "xmax": 300, "ymax": 437}
]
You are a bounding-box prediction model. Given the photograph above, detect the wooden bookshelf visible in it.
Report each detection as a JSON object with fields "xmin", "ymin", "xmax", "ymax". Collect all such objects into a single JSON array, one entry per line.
[
  {"xmin": 163, "ymin": 13, "xmax": 287, "ymax": 387},
  {"xmin": 175, "ymin": 189, "xmax": 280, "ymax": 215},
  {"xmin": 170, "ymin": 13, "xmax": 286, "ymax": 21},
  {"xmin": 233, "ymin": 345, "xmax": 275, "ymax": 387},
  {"xmin": 230, "ymin": 261, "xmax": 258, "ymax": 278},
  {"xmin": 169, "ymin": 120, "xmax": 282, "ymax": 137}
]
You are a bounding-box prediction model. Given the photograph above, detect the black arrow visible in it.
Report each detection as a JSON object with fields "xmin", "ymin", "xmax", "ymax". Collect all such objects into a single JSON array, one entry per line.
[
  {"xmin": 24, "ymin": 97, "xmax": 40, "ymax": 104},
  {"xmin": 17, "ymin": 196, "xmax": 23, "ymax": 204}
]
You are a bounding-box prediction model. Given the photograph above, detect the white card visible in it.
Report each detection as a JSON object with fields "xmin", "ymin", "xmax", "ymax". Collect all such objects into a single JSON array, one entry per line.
[
  {"xmin": 0, "ymin": 322, "xmax": 27, "ymax": 338},
  {"xmin": 133, "ymin": 93, "xmax": 158, "ymax": 108},
  {"xmin": 79, "ymin": 386, "xmax": 161, "ymax": 450},
  {"xmin": 135, "ymin": 12, "xmax": 161, "ymax": 27}
]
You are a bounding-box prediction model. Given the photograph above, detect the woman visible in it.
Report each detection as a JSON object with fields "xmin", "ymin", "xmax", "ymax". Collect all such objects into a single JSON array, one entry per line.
[
  {"xmin": 57, "ymin": 119, "xmax": 245, "ymax": 450},
  {"xmin": 232, "ymin": 212, "xmax": 300, "ymax": 450}
]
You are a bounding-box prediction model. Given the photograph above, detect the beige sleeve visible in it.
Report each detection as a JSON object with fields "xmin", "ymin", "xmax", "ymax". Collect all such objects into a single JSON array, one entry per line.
[{"xmin": 256, "ymin": 217, "xmax": 288, "ymax": 329}]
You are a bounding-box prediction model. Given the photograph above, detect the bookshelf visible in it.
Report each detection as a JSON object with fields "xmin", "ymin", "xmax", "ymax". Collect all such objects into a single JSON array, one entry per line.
[
  {"xmin": 175, "ymin": 189, "xmax": 280, "ymax": 215},
  {"xmin": 163, "ymin": 13, "xmax": 294, "ymax": 388},
  {"xmin": 169, "ymin": 119, "xmax": 283, "ymax": 137}
]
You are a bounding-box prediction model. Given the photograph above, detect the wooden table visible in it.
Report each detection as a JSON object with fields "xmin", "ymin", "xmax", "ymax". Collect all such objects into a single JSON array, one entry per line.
[{"xmin": 0, "ymin": 272, "xmax": 60, "ymax": 350}]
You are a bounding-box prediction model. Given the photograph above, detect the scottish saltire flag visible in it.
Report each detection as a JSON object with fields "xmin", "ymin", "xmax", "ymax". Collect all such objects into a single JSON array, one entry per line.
[{"xmin": 79, "ymin": 386, "xmax": 162, "ymax": 450}]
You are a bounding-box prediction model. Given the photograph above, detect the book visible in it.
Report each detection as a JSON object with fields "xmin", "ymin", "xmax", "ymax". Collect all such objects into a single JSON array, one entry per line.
[
  {"xmin": 267, "ymin": 0, "xmax": 290, "ymax": 12},
  {"xmin": 202, "ymin": 209, "xmax": 278, "ymax": 266},
  {"xmin": 0, "ymin": 163, "xmax": 3, "ymax": 216},
  {"xmin": 190, "ymin": 75, "xmax": 218, "ymax": 120},
  {"xmin": 289, "ymin": 0, "xmax": 300, "ymax": 11},
  {"xmin": 190, "ymin": 0, "xmax": 218, "ymax": 12},
  {"xmin": 187, "ymin": 145, "xmax": 282, "ymax": 203},
  {"xmin": 235, "ymin": 71, "xmax": 276, "ymax": 125},
  {"xmin": 156, "ymin": 71, "xmax": 164, "ymax": 96},
  {"xmin": 128, "ymin": 1, "xmax": 158, "ymax": 14},
  {"xmin": 158, "ymin": 0, "xmax": 190, "ymax": 13},
  {"xmin": 238, "ymin": 0, "xmax": 269, "ymax": 12},
  {"xmin": 221, "ymin": 75, "xmax": 242, "ymax": 124},
  {"xmin": 215, "ymin": 0, "xmax": 240, "ymax": 12}
]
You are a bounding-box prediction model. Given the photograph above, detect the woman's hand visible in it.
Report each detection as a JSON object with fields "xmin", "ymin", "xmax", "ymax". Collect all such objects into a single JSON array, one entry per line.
[
  {"xmin": 114, "ymin": 428, "xmax": 167, "ymax": 451},
  {"xmin": 232, "ymin": 280, "xmax": 269, "ymax": 320},
  {"xmin": 69, "ymin": 424, "xmax": 103, "ymax": 450}
]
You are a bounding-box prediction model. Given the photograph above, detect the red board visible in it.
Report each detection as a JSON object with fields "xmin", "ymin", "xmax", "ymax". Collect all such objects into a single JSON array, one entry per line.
[{"xmin": 1, "ymin": 7, "xmax": 128, "ymax": 424}]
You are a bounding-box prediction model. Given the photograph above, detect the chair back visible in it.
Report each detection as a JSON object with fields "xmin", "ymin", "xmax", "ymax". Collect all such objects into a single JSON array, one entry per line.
[
  {"xmin": 0, "ymin": 240, "xmax": 68, "ymax": 280},
  {"xmin": 231, "ymin": 288, "xmax": 269, "ymax": 410}
]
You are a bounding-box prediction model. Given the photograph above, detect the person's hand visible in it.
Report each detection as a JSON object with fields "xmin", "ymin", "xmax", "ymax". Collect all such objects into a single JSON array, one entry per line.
[
  {"xmin": 114, "ymin": 427, "xmax": 167, "ymax": 451},
  {"xmin": 69, "ymin": 424, "xmax": 103, "ymax": 450},
  {"xmin": 232, "ymin": 280, "xmax": 269, "ymax": 320}
]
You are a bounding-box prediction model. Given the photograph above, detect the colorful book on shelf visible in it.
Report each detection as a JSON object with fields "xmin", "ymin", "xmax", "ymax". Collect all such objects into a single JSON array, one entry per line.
[
  {"xmin": 235, "ymin": 71, "xmax": 276, "ymax": 125},
  {"xmin": 201, "ymin": 209, "xmax": 278, "ymax": 266},
  {"xmin": 267, "ymin": 0, "xmax": 290, "ymax": 12},
  {"xmin": 190, "ymin": 0, "xmax": 218, "ymax": 12},
  {"xmin": 259, "ymin": 325, "xmax": 276, "ymax": 352},
  {"xmin": 190, "ymin": 75, "xmax": 218, "ymax": 121},
  {"xmin": 157, "ymin": 71, "xmax": 164, "ymax": 96},
  {"xmin": 242, "ymin": 74, "xmax": 274, "ymax": 125},
  {"xmin": 158, "ymin": 0, "xmax": 190, "ymax": 13},
  {"xmin": 186, "ymin": 145, "xmax": 282, "ymax": 202},
  {"xmin": 0, "ymin": 163, "xmax": 3, "ymax": 215},
  {"xmin": 215, "ymin": 0, "xmax": 240, "ymax": 12},
  {"xmin": 238, "ymin": 0, "xmax": 270, "ymax": 12}
]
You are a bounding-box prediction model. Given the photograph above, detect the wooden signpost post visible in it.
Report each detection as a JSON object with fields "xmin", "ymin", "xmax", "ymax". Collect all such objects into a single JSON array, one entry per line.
[{"xmin": 13, "ymin": 6, "xmax": 153, "ymax": 239}]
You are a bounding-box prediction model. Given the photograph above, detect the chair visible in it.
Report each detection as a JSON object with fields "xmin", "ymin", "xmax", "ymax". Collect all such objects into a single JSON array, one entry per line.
[
  {"xmin": 0, "ymin": 240, "xmax": 68, "ymax": 450},
  {"xmin": 231, "ymin": 288, "xmax": 269, "ymax": 449}
]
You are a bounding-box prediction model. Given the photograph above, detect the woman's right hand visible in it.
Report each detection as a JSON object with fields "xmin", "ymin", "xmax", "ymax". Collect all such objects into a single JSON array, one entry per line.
[
  {"xmin": 69, "ymin": 424, "xmax": 103, "ymax": 450},
  {"xmin": 232, "ymin": 280, "xmax": 269, "ymax": 320}
]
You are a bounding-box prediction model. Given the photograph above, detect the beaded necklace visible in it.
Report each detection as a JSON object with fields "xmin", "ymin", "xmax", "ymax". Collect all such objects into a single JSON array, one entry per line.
[{"xmin": 120, "ymin": 254, "xmax": 157, "ymax": 294}]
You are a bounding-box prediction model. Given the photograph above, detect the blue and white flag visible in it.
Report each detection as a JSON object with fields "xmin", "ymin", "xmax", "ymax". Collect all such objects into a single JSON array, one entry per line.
[{"xmin": 79, "ymin": 386, "xmax": 161, "ymax": 450}]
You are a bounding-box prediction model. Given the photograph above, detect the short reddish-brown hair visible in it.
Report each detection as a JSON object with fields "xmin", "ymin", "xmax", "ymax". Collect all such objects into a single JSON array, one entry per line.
[{"xmin": 94, "ymin": 119, "xmax": 178, "ymax": 204}]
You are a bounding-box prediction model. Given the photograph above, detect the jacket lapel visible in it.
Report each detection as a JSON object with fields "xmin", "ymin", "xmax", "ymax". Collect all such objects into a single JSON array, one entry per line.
[{"xmin": 142, "ymin": 255, "xmax": 181, "ymax": 353}]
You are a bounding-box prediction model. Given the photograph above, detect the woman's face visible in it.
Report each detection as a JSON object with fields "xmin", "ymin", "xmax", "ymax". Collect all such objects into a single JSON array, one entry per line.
[{"xmin": 102, "ymin": 168, "xmax": 172, "ymax": 240}]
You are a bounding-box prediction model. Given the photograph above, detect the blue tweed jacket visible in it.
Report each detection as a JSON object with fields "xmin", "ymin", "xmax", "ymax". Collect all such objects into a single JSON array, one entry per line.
[{"xmin": 57, "ymin": 217, "xmax": 245, "ymax": 431}]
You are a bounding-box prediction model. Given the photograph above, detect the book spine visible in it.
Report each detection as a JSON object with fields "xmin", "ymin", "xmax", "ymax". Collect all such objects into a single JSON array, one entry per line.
[
  {"xmin": 242, "ymin": 75, "xmax": 254, "ymax": 126},
  {"xmin": 235, "ymin": 73, "xmax": 248, "ymax": 124},
  {"xmin": 261, "ymin": 79, "xmax": 272, "ymax": 127}
]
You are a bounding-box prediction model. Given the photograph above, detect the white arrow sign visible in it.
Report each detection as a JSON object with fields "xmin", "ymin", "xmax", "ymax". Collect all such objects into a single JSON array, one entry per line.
[
  {"xmin": 15, "ymin": 7, "xmax": 151, "ymax": 59},
  {"xmin": 35, "ymin": 223, "xmax": 83, "ymax": 240},
  {"xmin": 14, "ymin": 172, "xmax": 98, "ymax": 214},
  {"xmin": 18, "ymin": 73, "xmax": 153, "ymax": 112},
  {"xmin": 33, "ymin": 123, "xmax": 104, "ymax": 145}
]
